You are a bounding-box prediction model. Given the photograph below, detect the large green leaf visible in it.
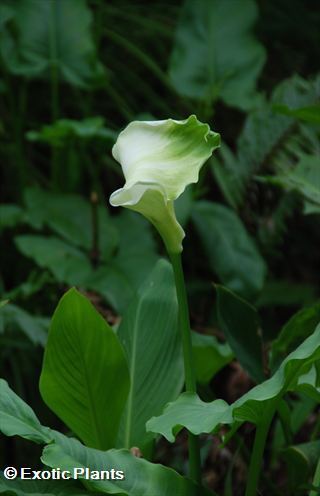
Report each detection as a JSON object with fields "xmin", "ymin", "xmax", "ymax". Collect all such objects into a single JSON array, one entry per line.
[
  {"xmin": 0, "ymin": 475, "xmax": 92, "ymax": 496},
  {"xmin": 215, "ymin": 285, "xmax": 264, "ymax": 383},
  {"xmin": 192, "ymin": 331, "xmax": 233, "ymax": 384},
  {"xmin": 192, "ymin": 201, "xmax": 266, "ymax": 298},
  {"xmin": 0, "ymin": 381, "xmax": 210, "ymax": 495},
  {"xmin": 147, "ymin": 324, "xmax": 320, "ymax": 441},
  {"xmin": 39, "ymin": 288, "xmax": 130, "ymax": 450},
  {"xmin": 0, "ymin": 379, "xmax": 52, "ymax": 444},
  {"xmin": 148, "ymin": 392, "xmax": 230, "ymax": 442},
  {"xmin": 0, "ymin": 0, "xmax": 104, "ymax": 87},
  {"xmin": 169, "ymin": 0, "xmax": 266, "ymax": 109},
  {"xmin": 116, "ymin": 259, "xmax": 183, "ymax": 453},
  {"xmin": 41, "ymin": 438, "xmax": 210, "ymax": 496}
]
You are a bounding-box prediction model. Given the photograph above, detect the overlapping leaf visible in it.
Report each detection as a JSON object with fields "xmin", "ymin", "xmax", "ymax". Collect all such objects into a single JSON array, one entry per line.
[
  {"xmin": 0, "ymin": 379, "xmax": 52, "ymax": 444},
  {"xmin": 116, "ymin": 260, "xmax": 183, "ymax": 454},
  {"xmin": 0, "ymin": 380, "xmax": 210, "ymax": 496},
  {"xmin": 41, "ymin": 439, "xmax": 209, "ymax": 496},
  {"xmin": 147, "ymin": 324, "xmax": 320, "ymax": 441}
]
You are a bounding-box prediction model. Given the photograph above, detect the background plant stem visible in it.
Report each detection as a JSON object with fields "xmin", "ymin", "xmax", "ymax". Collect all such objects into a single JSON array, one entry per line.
[
  {"xmin": 245, "ymin": 406, "xmax": 275, "ymax": 496},
  {"xmin": 168, "ymin": 252, "xmax": 201, "ymax": 485}
]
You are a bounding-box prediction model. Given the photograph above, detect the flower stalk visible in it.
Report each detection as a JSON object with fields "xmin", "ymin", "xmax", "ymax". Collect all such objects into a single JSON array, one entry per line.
[
  {"xmin": 109, "ymin": 115, "xmax": 220, "ymax": 486},
  {"xmin": 169, "ymin": 252, "xmax": 201, "ymax": 484},
  {"xmin": 245, "ymin": 403, "xmax": 276, "ymax": 496}
]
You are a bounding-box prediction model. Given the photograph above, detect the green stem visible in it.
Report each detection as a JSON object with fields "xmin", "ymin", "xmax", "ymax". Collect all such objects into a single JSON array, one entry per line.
[
  {"xmin": 277, "ymin": 399, "xmax": 293, "ymax": 445},
  {"xmin": 245, "ymin": 407, "xmax": 275, "ymax": 496},
  {"xmin": 310, "ymin": 456, "xmax": 320, "ymax": 496},
  {"xmin": 168, "ymin": 252, "xmax": 201, "ymax": 485}
]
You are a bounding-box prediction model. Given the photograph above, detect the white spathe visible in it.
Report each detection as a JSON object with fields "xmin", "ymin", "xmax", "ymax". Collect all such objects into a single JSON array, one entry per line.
[{"xmin": 110, "ymin": 115, "xmax": 220, "ymax": 253}]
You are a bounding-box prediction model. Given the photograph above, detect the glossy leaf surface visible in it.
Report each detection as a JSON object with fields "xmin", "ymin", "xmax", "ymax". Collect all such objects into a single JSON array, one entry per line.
[
  {"xmin": 41, "ymin": 438, "xmax": 209, "ymax": 496},
  {"xmin": 116, "ymin": 259, "xmax": 183, "ymax": 453},
  {"xmin": 40, "ymin": 288, "xmax": 130, "ymax": 450},
  {"xmin": 147, "ymin": 324, "xmax": 320, "ymax": 441},
  {"xmin": 0, "ymin": 379, "xmax": 52, "ymax": 444}
]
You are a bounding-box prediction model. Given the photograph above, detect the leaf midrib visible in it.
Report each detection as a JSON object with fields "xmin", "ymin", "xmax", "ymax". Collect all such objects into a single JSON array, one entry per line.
[{"xmin": 123, "ymin": 298, "xmax": 144, "ymax": 448}]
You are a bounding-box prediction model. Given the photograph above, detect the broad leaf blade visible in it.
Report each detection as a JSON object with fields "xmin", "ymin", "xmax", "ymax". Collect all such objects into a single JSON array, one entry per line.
[
  {"xmin": 192, "ymin": 201, "xmax": 266, "ymax": 298},
  {"xmin": 169, "ymin": 0, "xmax": 266, "ymax": 109},
  {"xmin": 116, "ymin": 259, "xmax": 183, "ymax": 453},
  {"xmin": 1, "ymin": 0, "xmax": 104, "ymax": 87},
  {"xmin": 39, "ymin": 288, "xmax": 130, "ymax": 450},
  {"xmin": 147, "ymin": 392, "xmax": 230, "ymax": 442},
  {"xmin": 147, "ymin": 324, "xmax": 320, "ymax": 441},
  {"xmin": 216, "ymin": 285, "xmax": 264, "ymax": 383},
  {"xmin": 0, "ymin": 382, "xmax": 210, "ymax": 495},
  {"xmin": 0, "ymin": 379, "xmax": 52, "ymax": 444},
  {"xmin": 41, "ymin": 438, "xmax": 210, "ymax": 496}
]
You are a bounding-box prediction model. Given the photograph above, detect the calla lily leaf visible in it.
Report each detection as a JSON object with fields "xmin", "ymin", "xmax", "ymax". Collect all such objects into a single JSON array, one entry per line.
[
  {"xmin": 110, "ymin": 115, "xmax": 220, "ymax": 253},
  {"xmin": 146, "ymin": 324, "xmax": 320, "ymax": 442}
]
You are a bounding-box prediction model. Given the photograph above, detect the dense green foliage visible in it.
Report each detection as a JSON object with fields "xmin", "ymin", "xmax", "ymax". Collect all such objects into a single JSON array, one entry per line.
[{"xmin": 0, "ymin": 1, "xmax": 319, "ymax": 495}]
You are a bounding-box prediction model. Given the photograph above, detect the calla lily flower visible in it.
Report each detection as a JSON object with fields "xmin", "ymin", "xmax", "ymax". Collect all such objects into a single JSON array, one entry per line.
[{"xmin": 109, "ymin": 115, "xmax": 220, "ymax": 253}]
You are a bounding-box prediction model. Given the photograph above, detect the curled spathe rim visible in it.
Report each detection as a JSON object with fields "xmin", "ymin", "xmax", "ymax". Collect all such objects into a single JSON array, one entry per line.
[
  {"xmin": 109, "ymin": 115, "xmax": 220, "ymax": 253},
  {"xmin": 110, "ymin": 181, "xmax": 167, "ymax": 207}
]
